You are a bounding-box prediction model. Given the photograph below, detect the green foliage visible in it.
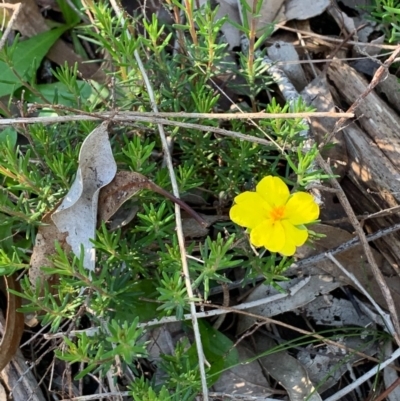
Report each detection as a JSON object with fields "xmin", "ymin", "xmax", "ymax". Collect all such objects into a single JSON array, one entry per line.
[
  {"xmin": 369, "ymin": 0, "xmax": 400, "ymax": 43},
  {"xmin": 0, "ymin": 28, "xmax": 66, "ymax": 98}
]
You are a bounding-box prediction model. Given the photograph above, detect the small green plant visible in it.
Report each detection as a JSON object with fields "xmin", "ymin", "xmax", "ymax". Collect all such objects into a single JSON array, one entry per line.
[{"xmin": 369, "ymin": 0, "xmax": 400, "ymax": 43}]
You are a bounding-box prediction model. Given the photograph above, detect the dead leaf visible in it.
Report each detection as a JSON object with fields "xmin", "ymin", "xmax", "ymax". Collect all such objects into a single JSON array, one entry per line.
[
  {"xmin": 267, "ymin": 41, "xmax": 307, "ymax": 91},
  {"xmin": 213, "ymin": 344, "xmax": 274, "ymax": 398},
  {"xmin": 253, "ymin": 332, "xmax": 322, "ymax": 401},
  {"xmin": 29, "ymin": 209, "xmax": 69, "ymax": 291},
  {"xmin": 98, "ymin": 170, "xmax": 208, "ymax": 228},
  {"xmin": 298, "ymin": 336, "xmax": 377, "ymax": 394},
  {"xmin": 285, "ymin": 0, "xmax": 330, "ymax": 20},
  {"xmin": 242, "ymin": 0, "xmax": 285, "ymax": 35},
  {"xmin": 181, "ymin": 214, "xmax": 226, "ymax": 238},
  {"xmin": 52, "ymin": 122, "xmax": 117, "ymax": 271},
  {"xmin": 240, "ymin": 0, "xmax": 329, "ymax": 35},
  {"xmin": 198, "ymin": 0, "xmax": 241, "ymax": 49},
  {"xmin": 237, "ymin": 275, "xmax": 340, "ymax": 335}
]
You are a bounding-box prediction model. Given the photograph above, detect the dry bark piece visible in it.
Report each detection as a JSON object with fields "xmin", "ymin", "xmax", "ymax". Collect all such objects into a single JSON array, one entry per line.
[
  {"xmin": 301, "ymin": 75, "xmax": 348, "ymax": 180},
  {"xmin": 1, "ymin": 347, "xmax": 46, "ymax": 401},
  {"xmin": 327, "ymin": 60, "xmax": 400, "ymax": 269},
  {"xmin": 328, "ymin": 59, "xmax": 400, "ymax": 171},
  {"xmin": 375, "ymin": 73, "xmax": 400, "ymax": 115}
]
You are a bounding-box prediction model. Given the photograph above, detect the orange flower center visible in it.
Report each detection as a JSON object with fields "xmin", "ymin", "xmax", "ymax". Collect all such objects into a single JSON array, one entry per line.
[{"xmin": 270, "ymin": 205, "xmax": 285, "ymax": 222}]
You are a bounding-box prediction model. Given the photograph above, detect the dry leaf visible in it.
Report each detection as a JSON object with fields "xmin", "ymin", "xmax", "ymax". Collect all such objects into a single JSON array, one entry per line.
[
  {"xmin": 267, "ymin": 41, "xmax": 307, "ymax": 91},
  {"xmin": 298, "ymin": 336, "xmax": 377, "ymax": 394},
  {"xmin": 253, "ymin": 332, "xmax": 322, "ymax": 401},
  {"xmin": 29, "ymin": 209, "xmax": 69, "ymax": 290},
  {"xmin": 98, "ymin": 170, "xmax": 149, "ymax": 223},
  {"xmin": 285, "ymin": 0, "xmax": 329, "ymax": 20},
  {"xmin": 52, "ymin": 122, "xmax": 117, "ymax": 271},
  {"xmin": 213, "ymin": 345, "xmax": 274, "ymax": 398},
  {"xmin": 98, "ymin": 170, "xmax": 207, "ymax": 228},
  {"xmin": 237, "ymin": 275, "xmax": 340, "ymax": 335}
]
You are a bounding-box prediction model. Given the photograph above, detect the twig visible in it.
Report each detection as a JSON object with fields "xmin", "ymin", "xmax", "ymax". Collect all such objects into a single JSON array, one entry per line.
[
  {"xmin": 46, "ymin": 297, "xmax": 392, "ymax": 370},
  {"xmin": 209, "ymin": 394, "xmax": 281, "ymax": 401},
  {"xmin": 0, "ymin": 2, "xmax": 21, "ymax": 52},
  {"xmin": 205, "ymin": 221, "xmax": 400, "ymax": 297},
  {"xmin": 60, "ymin": 393, "xmax": 129, "ymax": 401},
  {"xmin": 323, "ymin": 346, "xmax": 400, "ymax": 401},
  {"xmin": 46, "ymin": 279, "xmax": 306, "ymax": 337},
  {"xmin": 108, "ymin": 1, "xmax": 209, "ymax": 398},
  {"xmin": 275, "ymin": 24, "xmax": 400, "ymax": 50},
  {"xmin": 328, "ymin": 44, "xmax": 400, "ymax": 143},
  {"xmin": 28, "ymin": 107, "xmax": 356, "ymax": 120},
  {"xmin": 326, "ymin": 253, "xmax": 395, "ymax": 335},
  {"xmin": 317, "ymin": 154, "xmax": 400, "ymax": 346},
  {"xmin": 0, "ymin": 113, "xmax": 276, "ymax": 146}
]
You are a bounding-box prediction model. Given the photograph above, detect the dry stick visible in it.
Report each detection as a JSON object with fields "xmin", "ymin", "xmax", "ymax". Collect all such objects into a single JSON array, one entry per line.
[
  {"xmin": 321, "ymin": 23, "xmax": 368, "ymax": 75},
  {"xmin": 317, "ymin": 154, "xmax": 400, "ymax": 347},
  {"xmin": 373, "ymin": 375, "xmax": 400, "ymax": 401},
  {"xmin": 28, "ymin": 105, "xmax": 356, "ymax": 120},
  {"xmin": 295, "ymin": 222, "xmax": 400, "ymax": 269},
  {"xmin": 207, "ymin": 221, "xmax": 400, "ymax": 297},
  {"xmin": 324, "ymin": 346, "xmax": 400, "ymax": 401},
  {"xmin": 47, "ymin": 295, "xmax": 394, "ymax": 371},
  {"xmin": 0, "ymin": 113, "xmax": 276, "ymax": 146},
  {"xmin": 0, "ymin": 3, "xmax": 21, "ymax": 51},
  {"xmin": 327, "ymin": 43, "xmax": 400, "ymax": 144},
  {"xmin": 108, "ymin": 1, "xmax": 209, "ymax": 398},
  {"xmin": 326, "ymin": 253, "xmax": 395, "ymax": 335},
  {"xmin": 275, "ymin": 24, "xmax": 400, "ymax": 50}
]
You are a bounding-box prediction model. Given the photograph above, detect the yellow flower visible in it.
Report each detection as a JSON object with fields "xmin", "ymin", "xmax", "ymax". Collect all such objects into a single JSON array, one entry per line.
[{"xmin": 230, "ymin": 176, "xmax": 319, "ymax": 256}]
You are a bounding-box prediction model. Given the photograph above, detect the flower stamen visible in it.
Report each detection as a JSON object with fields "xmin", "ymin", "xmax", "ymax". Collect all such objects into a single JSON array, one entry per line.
[{"xmin": 270, "ymin": 205, "xmax": 285, "ymax": 222}]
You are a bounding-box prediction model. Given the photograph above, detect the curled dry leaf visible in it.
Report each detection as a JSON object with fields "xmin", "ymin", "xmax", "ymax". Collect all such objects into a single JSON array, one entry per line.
[
  {"xmin": 98, "ymin": 170, "xmax": 207, "ymax": 228},
  {"xmin": 52, "ymin": 122, "xmax": 117, "ymax": 271}
]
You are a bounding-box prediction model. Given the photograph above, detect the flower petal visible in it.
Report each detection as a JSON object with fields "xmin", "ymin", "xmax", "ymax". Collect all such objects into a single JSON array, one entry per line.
[
  {"xmin": 230, "ymin": 192, "xmax": 268, "ymax": 229},
  {"xmin": 284, "ymin": 192, "xmax": 319, "ymax": 225},
  {"xmin": 277, "ymin": 239, "xmax": 296, "ymax": 256},
  {"xmin": 276, "ymin": 221, "xmax": 308, "ymax": 256},
  {"xmin": 256, "ymin": 176, "xmax": 290, "ymax": 207},
  {"xmin": 250, "ymin": 220, "xmax": 286, "ymax": 252},
  {"xmin": 281, "ymin": 220, "xmax": 308, "ymax": 246}
]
